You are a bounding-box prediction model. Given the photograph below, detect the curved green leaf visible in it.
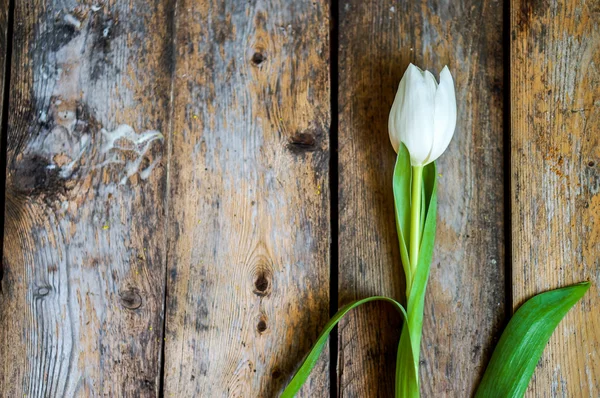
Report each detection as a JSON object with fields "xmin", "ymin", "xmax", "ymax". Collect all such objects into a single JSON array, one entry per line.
[
  {"xmin": 281, "ymin": 296, "xmax": 414, "ymax": 398},
  {"xmin": 476, "ymin": 282, "xmax": 591, "ymax": 398}
]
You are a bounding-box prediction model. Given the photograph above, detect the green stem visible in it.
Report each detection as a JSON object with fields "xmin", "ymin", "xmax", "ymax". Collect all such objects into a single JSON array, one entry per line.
[{"xmin": 409, "ymin": 165, "xmax": 423, "ymax": 277}]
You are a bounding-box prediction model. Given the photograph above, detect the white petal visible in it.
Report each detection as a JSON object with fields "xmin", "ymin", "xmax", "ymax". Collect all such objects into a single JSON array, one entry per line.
[
  {"xmin": 409, "ymin": 63, "xmax": 424, "ymax": 76},
  {"xmin": 424, "ymin": 70, "xmax": 438, "ymax": 90},
  {"xmin": 398, "ymin": 66, "xmax": 435, "ymax": 165},
  {"xmin": 388, "ymin": 68, "xmax": 409, "ymax": 153},
  {"xmin": 428, "ymin": 66, "xmax": 456, "ymax": 164}
]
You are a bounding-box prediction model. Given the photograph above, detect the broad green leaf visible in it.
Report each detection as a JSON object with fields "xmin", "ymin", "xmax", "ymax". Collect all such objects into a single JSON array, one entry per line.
[
  {"xmin": 281, "ymin": 296, "xmax": 415, "ymax": 398},
  {"xmin": 393, "ymin": 144, "xmax": 413, "ymax": 287},
  {"xmin": 476, "ymin": 282, "xmax": 591, "ymax": 398},
  {"xmin": 396, "ymin": 161, "xmax": 437, "ymax": 398}
]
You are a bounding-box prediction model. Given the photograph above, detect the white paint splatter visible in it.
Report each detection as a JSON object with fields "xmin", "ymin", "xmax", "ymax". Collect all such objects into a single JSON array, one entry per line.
[
  {"xmin": 139, "ymin": 157, "xmax": 161, "ymax": 180},
  {"xmin": 59, "ymin": 134, "xmax": 91, "ymax": 178},
  {"xmin": 63, "ymin": 14, "xmax": 82, "ymax": 29},
  {"xmin": 100, "ymin": 124, "xmax": 163, "ymax": 184},
  {"xmin": 100, "ymin": 125, "xmax": 163, "ymax": 155}
]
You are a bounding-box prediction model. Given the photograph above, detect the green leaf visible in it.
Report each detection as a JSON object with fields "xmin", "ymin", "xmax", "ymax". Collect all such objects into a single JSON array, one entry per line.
[
  {"xmin": 393, "ymin": 144, "xmax": 413, "ymax": 288},
  {"xmin": 281, "ymin": 296, "xmax": 414, "ymax": 398},
  {"xmin": 395, "ymin": 162, "xmax": 437, "ymax": 397},
  {"xmin": 476, "ymin": 282, "xmax": 591, "ymax": 398}
]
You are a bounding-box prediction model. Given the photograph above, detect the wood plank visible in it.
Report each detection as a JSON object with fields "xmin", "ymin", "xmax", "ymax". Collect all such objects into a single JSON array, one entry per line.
[
  {"xmin": 0, "ymin": 2, "xmax": 170, "ymax": 395},
  {"xmin": 0, "ymin": 0, "xmax": 7, "ymax": 126},
  {"xmin": 511, "ymin": 0, "xmax": 600, "ymax": 396},
  {"xmin": 162, "ymin": 0, "xmax": 331, "ymax": 396},
  {"xmin": 337, "ymin": 0, "xmax": 506, "ymax": 395}
]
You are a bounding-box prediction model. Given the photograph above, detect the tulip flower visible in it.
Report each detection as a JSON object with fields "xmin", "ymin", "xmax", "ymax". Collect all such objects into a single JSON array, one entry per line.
[
  {"xmin": 388, "ymin": 63, "xmax": 457, "ymax": 167},
  {"xmin": 388, "ymin": 64, "xmax": 457, "ymax": 397},
  {"xmin": 387, "ymin": 64, "xmax": 456, "ymax": 281}
]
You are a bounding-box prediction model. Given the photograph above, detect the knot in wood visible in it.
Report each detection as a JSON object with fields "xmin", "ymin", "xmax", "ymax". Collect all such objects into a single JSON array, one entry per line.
[
  {"xmin": 257, "ymin": 319, "xmax": 267, "ymax": 333},
  {"xmin": 287, "ymin": 132, "xmax": 317, "ymax": 153},
  {"xmin": 119, "ymin": 288, "xmax": 142, "ymax": 310},
  {"xmin": 253, "ymin": 272, "xmax": 270, "ymax": 297},
  {"xmin": 251, "ymin": 52, "xmax": 266, "ymax": 66},
  {"xmin": 271, "ymin": 369, "xmax": 282, "ymax": 379},
  {"xmin": 35, "ymin": 286, "xmax": 51, "ymax": 297}
]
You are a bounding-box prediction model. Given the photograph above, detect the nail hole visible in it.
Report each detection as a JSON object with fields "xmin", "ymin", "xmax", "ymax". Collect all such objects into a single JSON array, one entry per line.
[
  {"xmin": 588, "ymin": 160, "xmax": 595, "ymax": 167},
  {"xmin": 251, "ymin": 52, "xmax": 266, "ymax": 66},
  {"xmin": 257, "ymin": 320, "xmax": 267, "ymax": 333}
]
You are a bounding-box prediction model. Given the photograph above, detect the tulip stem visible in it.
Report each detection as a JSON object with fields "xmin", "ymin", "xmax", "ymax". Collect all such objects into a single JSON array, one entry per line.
[{"xmin": 410, "ymin": 166, "xmax": 423, "ymax": 277}]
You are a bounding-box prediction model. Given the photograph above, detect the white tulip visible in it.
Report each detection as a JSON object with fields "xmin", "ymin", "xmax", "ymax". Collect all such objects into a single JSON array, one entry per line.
[{"xmin": 388, "ymin": 63, "xmax": 457, "ymax": 166}]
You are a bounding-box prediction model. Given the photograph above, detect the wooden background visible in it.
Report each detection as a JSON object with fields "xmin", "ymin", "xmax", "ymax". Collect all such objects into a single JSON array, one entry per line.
[{"xmin": 0, "ymin": 0, "xmax": 597, "ymax": 397}]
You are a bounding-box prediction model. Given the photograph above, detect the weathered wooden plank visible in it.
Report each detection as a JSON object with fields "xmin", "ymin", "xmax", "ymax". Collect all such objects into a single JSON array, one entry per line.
[
  {"xmin": 162, "ymin": 0, "xmax": 331, "ymax": 396},
  {"xmin": 0, "ymin": 0, "xmax": 8, "ymax": 127},
  {"xmin": 337, "ymin": 0, "xmax": 506, "ymax": 396},
  {"xmin": 0, "ymin": 2, "xmax": 170, "ymax": 395},
  {"xmin": 511, "ymin": 0, "xmax": 600, "ymax": 396}
]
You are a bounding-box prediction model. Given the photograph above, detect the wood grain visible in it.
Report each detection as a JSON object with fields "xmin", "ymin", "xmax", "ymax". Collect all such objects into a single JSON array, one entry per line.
[
  {"xmin": 0, "ymin": 1, "xmax": 170, "ymax": 396},
  {"xmin": 0, "ymin": 0, "xmax": 7, "ymax": 127},
  {"xmin": 337, "ymin": 0, "xmax": 506, "ymax": 396},
  {"xmin": 511, "ymin": 0, "xmax": 600, "ymax": 396},
  {"xmin": 162, "ymin": 0, "xmax": 331, "ymax": 396}
]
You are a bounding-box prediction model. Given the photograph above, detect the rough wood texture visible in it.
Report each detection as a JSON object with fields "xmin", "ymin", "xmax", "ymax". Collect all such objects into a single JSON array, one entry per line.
[
  {"xmin": 162, "ymin": 0, "xmax": 331, "ymax": 396},
  {"xmin": 337, "ymin": 0, "xmax": 506, "ymax": 396},
  {"xmin": 511, "ymin": 0, "xmax": 600, "ymax": 396},
  {"xmin": 0, "ymin": 1, "xmax": 170, "ymax": 395},
  {"xmin": 0, "ymin": 0, "xmax": 7, "ymax": 126}
]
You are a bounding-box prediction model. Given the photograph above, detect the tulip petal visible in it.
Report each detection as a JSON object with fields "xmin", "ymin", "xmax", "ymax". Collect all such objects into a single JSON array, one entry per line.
[
  {"xmin": 388, "ymin": 68, "xmax": 409, "ymax": 153},
  {"xmin": 424, "ymin": 70, "xmax": 438, "ymax": 90},
  {"xmin": 428, "ymin": 66, "xmax": 457, "ymax": 164},
  {"xmin": 398, "ymin": 65, "xmax": 435, "ymax": 165}
]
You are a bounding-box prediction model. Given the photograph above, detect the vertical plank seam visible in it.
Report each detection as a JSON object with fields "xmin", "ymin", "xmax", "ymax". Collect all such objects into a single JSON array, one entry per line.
[
  {"xmin": 0, "ymin": 0, "xmax": 15, "ymax": 289},
  {"xmin": 158, "ymin": 0, "xmax": 179, "ymax": 396},
  {"xmin": 329, "ymin": 0, "xmax": 340, "ymax": 396},
  {"xmin": 503, "ymin": 0, "xmax": 513, "ymax": 318}
]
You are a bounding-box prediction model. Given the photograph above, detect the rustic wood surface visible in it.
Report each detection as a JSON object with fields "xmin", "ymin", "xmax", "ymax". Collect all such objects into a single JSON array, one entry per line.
[
  {"xmin": 511, "ymin": 0, "xmax": 600, "ymax": 396},
  {"xmin": 337, "ymin": 0, "xmax": 506, "ymax": 397},
  {"xmin": 0, "ymin": 0, "xmax": 7, "ymax": 128},
  {"xmin": 161, "ymin": 0, "xmax": 331, "ymax": 396},
  {"xmin": 0, "ymin": 1, "xmax": 170, "ymax": 396},
  {"xmin": 0, "ymin": 0, "xmax": 597, "ymax": 396}
]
